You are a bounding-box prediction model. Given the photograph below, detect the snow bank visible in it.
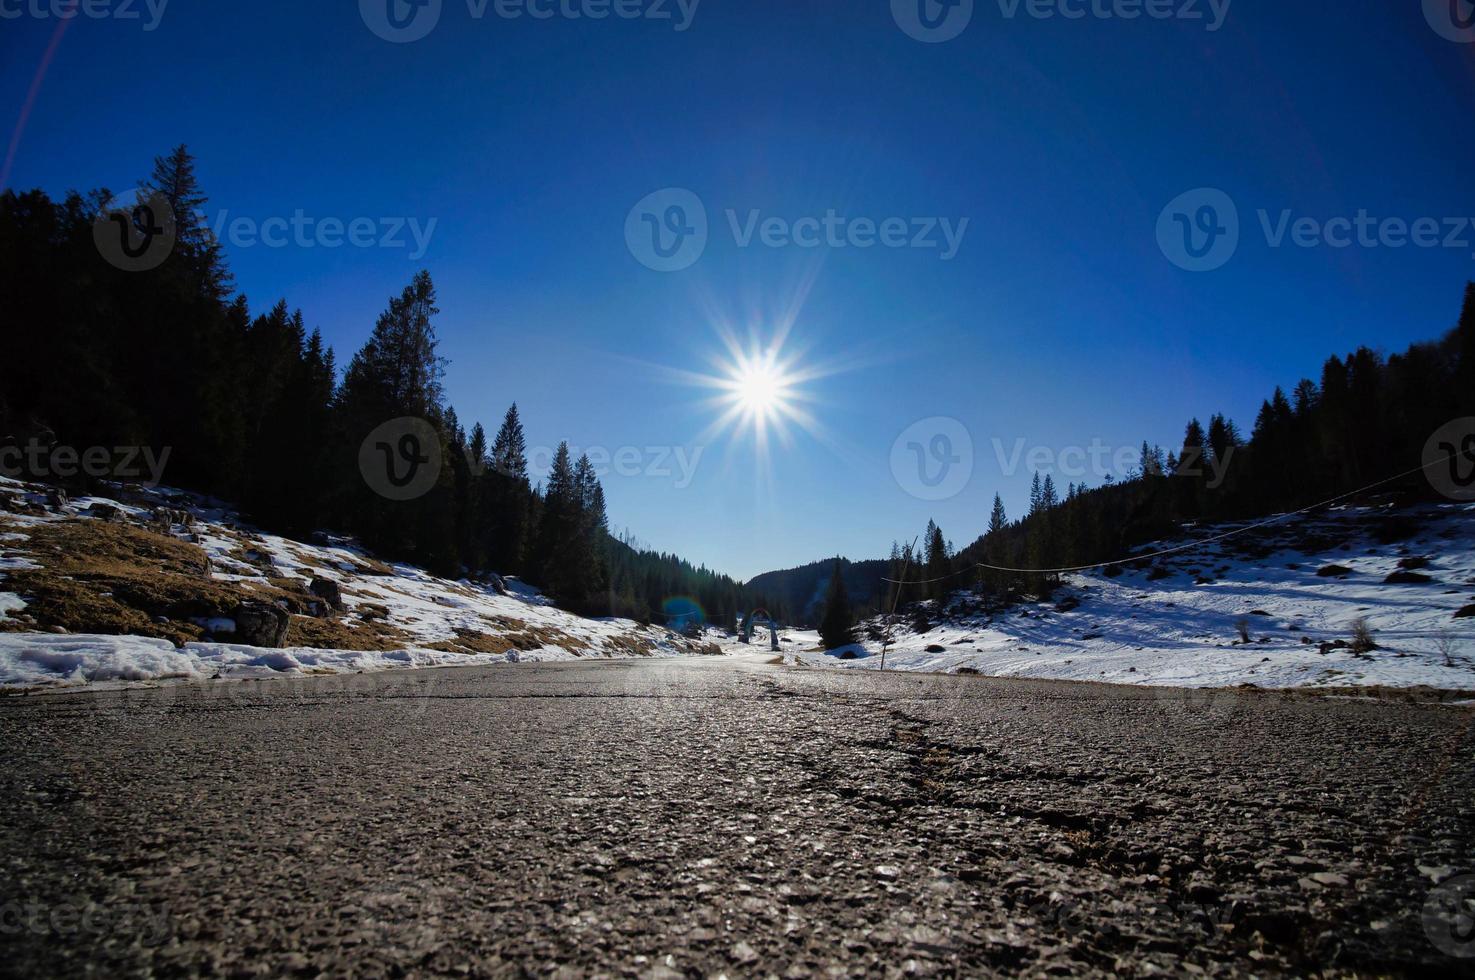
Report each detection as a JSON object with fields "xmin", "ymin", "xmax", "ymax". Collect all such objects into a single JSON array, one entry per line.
[
  {"xmin": 765, "ymin": 503, "xmax": 1475, "ymax": 692},
  {"xmin": 0, "ymin": 632, "xmax": 527, "ymax": 691}
]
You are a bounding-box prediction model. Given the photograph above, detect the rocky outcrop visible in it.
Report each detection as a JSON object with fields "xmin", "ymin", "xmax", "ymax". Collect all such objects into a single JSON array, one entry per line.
[{"xmin": 234, "ymin": 601, "xmax": 289, "ymax": 648}]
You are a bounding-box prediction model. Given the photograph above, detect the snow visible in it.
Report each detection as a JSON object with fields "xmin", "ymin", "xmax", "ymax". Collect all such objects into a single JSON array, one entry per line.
[
  {"xmin": 0, "ymin": 478, "xmax": 712, "ymax": 691},
  {"xmin": 0, "ymin": 632, "xmax": 506, "ymax": 690},
  {"xmin": 753, "ymin": 503, "xmax": 1475, "ymax": 692},
  {"xmin": 3, "ymin": 474, "xmax": 1472, "ymax": 696}
]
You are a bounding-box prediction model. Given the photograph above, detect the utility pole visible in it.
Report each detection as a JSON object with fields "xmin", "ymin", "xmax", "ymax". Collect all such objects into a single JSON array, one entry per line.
[{"xmin": 879, "ymin": 536, "xmax": 918, "ymax": 672}]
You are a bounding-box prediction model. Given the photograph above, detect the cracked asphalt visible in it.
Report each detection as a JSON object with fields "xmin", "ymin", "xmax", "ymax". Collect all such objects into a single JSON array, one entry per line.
[{"xmin": 2, "ymin": 654, "xmax": 1473, "ymax": 977}]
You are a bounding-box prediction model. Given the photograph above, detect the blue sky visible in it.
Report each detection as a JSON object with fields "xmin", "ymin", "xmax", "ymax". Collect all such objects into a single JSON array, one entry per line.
[{"xmin": 4, "ymin": 1, "xmax": 1475, "ymax": 580}]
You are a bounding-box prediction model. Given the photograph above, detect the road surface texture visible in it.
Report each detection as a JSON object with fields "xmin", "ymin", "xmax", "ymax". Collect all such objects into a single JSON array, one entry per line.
[{"xmin": 2, "ymin": 654, "xmax": 1473, "ymax": 977}]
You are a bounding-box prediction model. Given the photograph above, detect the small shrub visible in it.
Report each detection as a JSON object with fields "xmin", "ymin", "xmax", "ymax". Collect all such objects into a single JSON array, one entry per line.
[
  {"xmin": 1435, "ymin": 631, "xmax": 1457, "ymax": 668},
  {"xmin": 1349, "ymin": 617, "xmax": 1377, "ymax": 655}
]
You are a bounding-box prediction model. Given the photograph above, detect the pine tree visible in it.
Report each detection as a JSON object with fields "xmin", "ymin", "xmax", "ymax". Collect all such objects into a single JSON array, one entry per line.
[
  {"xmin": 987, "ymin": 494, "xmax": 1007, "ymax": 536},
  {"xmin": 818, "ymin": 559, "xmax": 855, "ymax": 650},
  {"xmin": 924, "ymin": 520, "xmax": 950, "ymax": 601},
  {"xmin": 336, "ymin": 271, "xmax": 449, "ymax": 562},
  {"xmin": 143, "ymin": 144, "xmax": 231, "ymax": 298},
  {"xmin": 491, "ymin": 403, "xmax": 528, "ymax": 479},
  {"xmin": 485, "ymin": 402, "xmax": 531, "ymax": 574},
  {"xmin": 1207, "ymin": 413, "xmax": 1241, "ymax": 470}
]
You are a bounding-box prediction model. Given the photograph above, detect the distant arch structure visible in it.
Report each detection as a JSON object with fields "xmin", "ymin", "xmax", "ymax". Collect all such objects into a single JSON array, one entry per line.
[{"xmin": 741, "ymin": 609, "xmax": 781, "ymax": 652}]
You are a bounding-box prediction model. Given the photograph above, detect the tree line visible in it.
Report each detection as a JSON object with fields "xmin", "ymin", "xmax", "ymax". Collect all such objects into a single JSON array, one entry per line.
[
  {"xmin": 889, "ymin": 282, "xmax": 1475, "ymax": 605},
  {"xmin": 0, "ymin": 145, "xmax": 760, "ymax": 627}
]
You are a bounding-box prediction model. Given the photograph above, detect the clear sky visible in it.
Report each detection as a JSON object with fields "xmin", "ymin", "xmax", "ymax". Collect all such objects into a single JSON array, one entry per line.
[{"xmin": 4, "ymin": 1, "xmax": 1475, "ymax": 580}]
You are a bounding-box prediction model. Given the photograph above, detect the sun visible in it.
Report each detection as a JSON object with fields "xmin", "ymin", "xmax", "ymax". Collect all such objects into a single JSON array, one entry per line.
[{"xmin": 732, "ymin": 349, "xmax": 793, "ymax": 420}]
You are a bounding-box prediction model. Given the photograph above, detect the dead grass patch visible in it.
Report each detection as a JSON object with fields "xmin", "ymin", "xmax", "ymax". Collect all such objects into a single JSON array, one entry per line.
[
  {"xmin": 286, "ymin": 614, "xmax": 412, "ymax": 651},
  {"xmin": 2, "ymin": 520, "xmax": 241, "ymax": 645}
]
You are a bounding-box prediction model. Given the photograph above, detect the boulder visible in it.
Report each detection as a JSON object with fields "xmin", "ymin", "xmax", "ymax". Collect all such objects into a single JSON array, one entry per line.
[
  {"xmin": 484, "ymin": 573, "xmax": 509, "ymax": 596},
  {"xmin": 309, "ymin": 577, "xmax": 346, "ymax": 613},
  {"xmin": 234, "ymin": 602, "xmax": 289, "ymax": 648}
]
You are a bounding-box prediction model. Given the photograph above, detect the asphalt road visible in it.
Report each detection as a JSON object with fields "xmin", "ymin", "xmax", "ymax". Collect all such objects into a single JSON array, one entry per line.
[{"xmin": 2, "ymin": 654, "xmax": 1473, "ymax": 977}]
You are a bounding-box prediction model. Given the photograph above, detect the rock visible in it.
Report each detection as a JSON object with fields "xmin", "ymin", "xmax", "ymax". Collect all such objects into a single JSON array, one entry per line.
[
  {"xmin": 45, "ymin": 489, "xmax": 68, "ymax": 510},
  {"xmin": 925, "ymin": 644, "xmax": 947, "ymax": 653},
  {"xmin": 1454, "ymin": 604, "xmax": 1475, "ymax": 620},
  {"xmin": 1316, "ymin": 564, "xmax": 1352, "ymax": 578},
  {"xmin": 1384, "ymin": 571, "xmax": 1433, "ymax": 585},
  {"xmin": 1186, "ymin": 873, "xmax": 1221, "ymax": 902},
  {"xmin": 309, "ymin": 577, "xmax": 346, "ymax": 613},
  {"xmin": 86, "ymin": 503, "xmax": 119, "ymax": 522},
  {"xmin": 234, "ymin": 602, "xmax": 289, "ymax": 648},
  {"xmin": 484, "ymin": 573, "xmax": 509, "ymax": 596}
]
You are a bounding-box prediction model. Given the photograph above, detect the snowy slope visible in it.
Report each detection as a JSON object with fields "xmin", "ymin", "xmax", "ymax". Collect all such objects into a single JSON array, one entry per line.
[
  {"xmin": 763, "ymin": 502, "xmax": 1475, "ymax": 692},
  {"xmin": 0, "ymin": 477, "xmax": 715, "ymax": 690}
]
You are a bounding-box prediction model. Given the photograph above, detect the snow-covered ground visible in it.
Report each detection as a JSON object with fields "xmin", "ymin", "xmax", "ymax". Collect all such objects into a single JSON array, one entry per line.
[
  {"xmin": 0, "ymin": 477, "xmax": 713, "ymax": 691},
  {"xmin": 756, "ymin": 503, "xmax": 1475, "ymax": 692},
  {"xmin": 5, "ymin": 477, "xmax": 1473, "ymax": 696}
]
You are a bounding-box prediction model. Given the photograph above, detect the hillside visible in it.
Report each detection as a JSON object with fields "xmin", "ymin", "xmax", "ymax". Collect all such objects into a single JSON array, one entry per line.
[
  {"xmin": 0, "ymin": 475, "xmax": 717, "ymax": 689},
  {"xmin": 766, "ymin": 500, "xmax": 1475, "ymax": 694},
  {"xmin": 745, "ymin": 556, "xmax": 890, "ymax": 626}
]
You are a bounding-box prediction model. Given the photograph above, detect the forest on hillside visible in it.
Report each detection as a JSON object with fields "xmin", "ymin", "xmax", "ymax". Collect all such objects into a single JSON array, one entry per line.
[
  {"xmin": 883, "ymin": 283, "xmax": 1475, "ymax": 607},
  {"xmin": 0, "ymin": 147, "xmax": 768, "ymax": 629}
]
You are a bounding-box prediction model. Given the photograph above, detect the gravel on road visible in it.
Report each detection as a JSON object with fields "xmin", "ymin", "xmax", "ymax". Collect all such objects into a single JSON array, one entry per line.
[{"xmin": 1, "ymin": 655, "xmax": 1472, "ymax": 977}]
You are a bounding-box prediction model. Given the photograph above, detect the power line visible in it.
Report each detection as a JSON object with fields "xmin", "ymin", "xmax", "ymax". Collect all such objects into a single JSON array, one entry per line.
[{"xmin": 882, "ymin": 453, "xmax": 1461, "ymax": 585}]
